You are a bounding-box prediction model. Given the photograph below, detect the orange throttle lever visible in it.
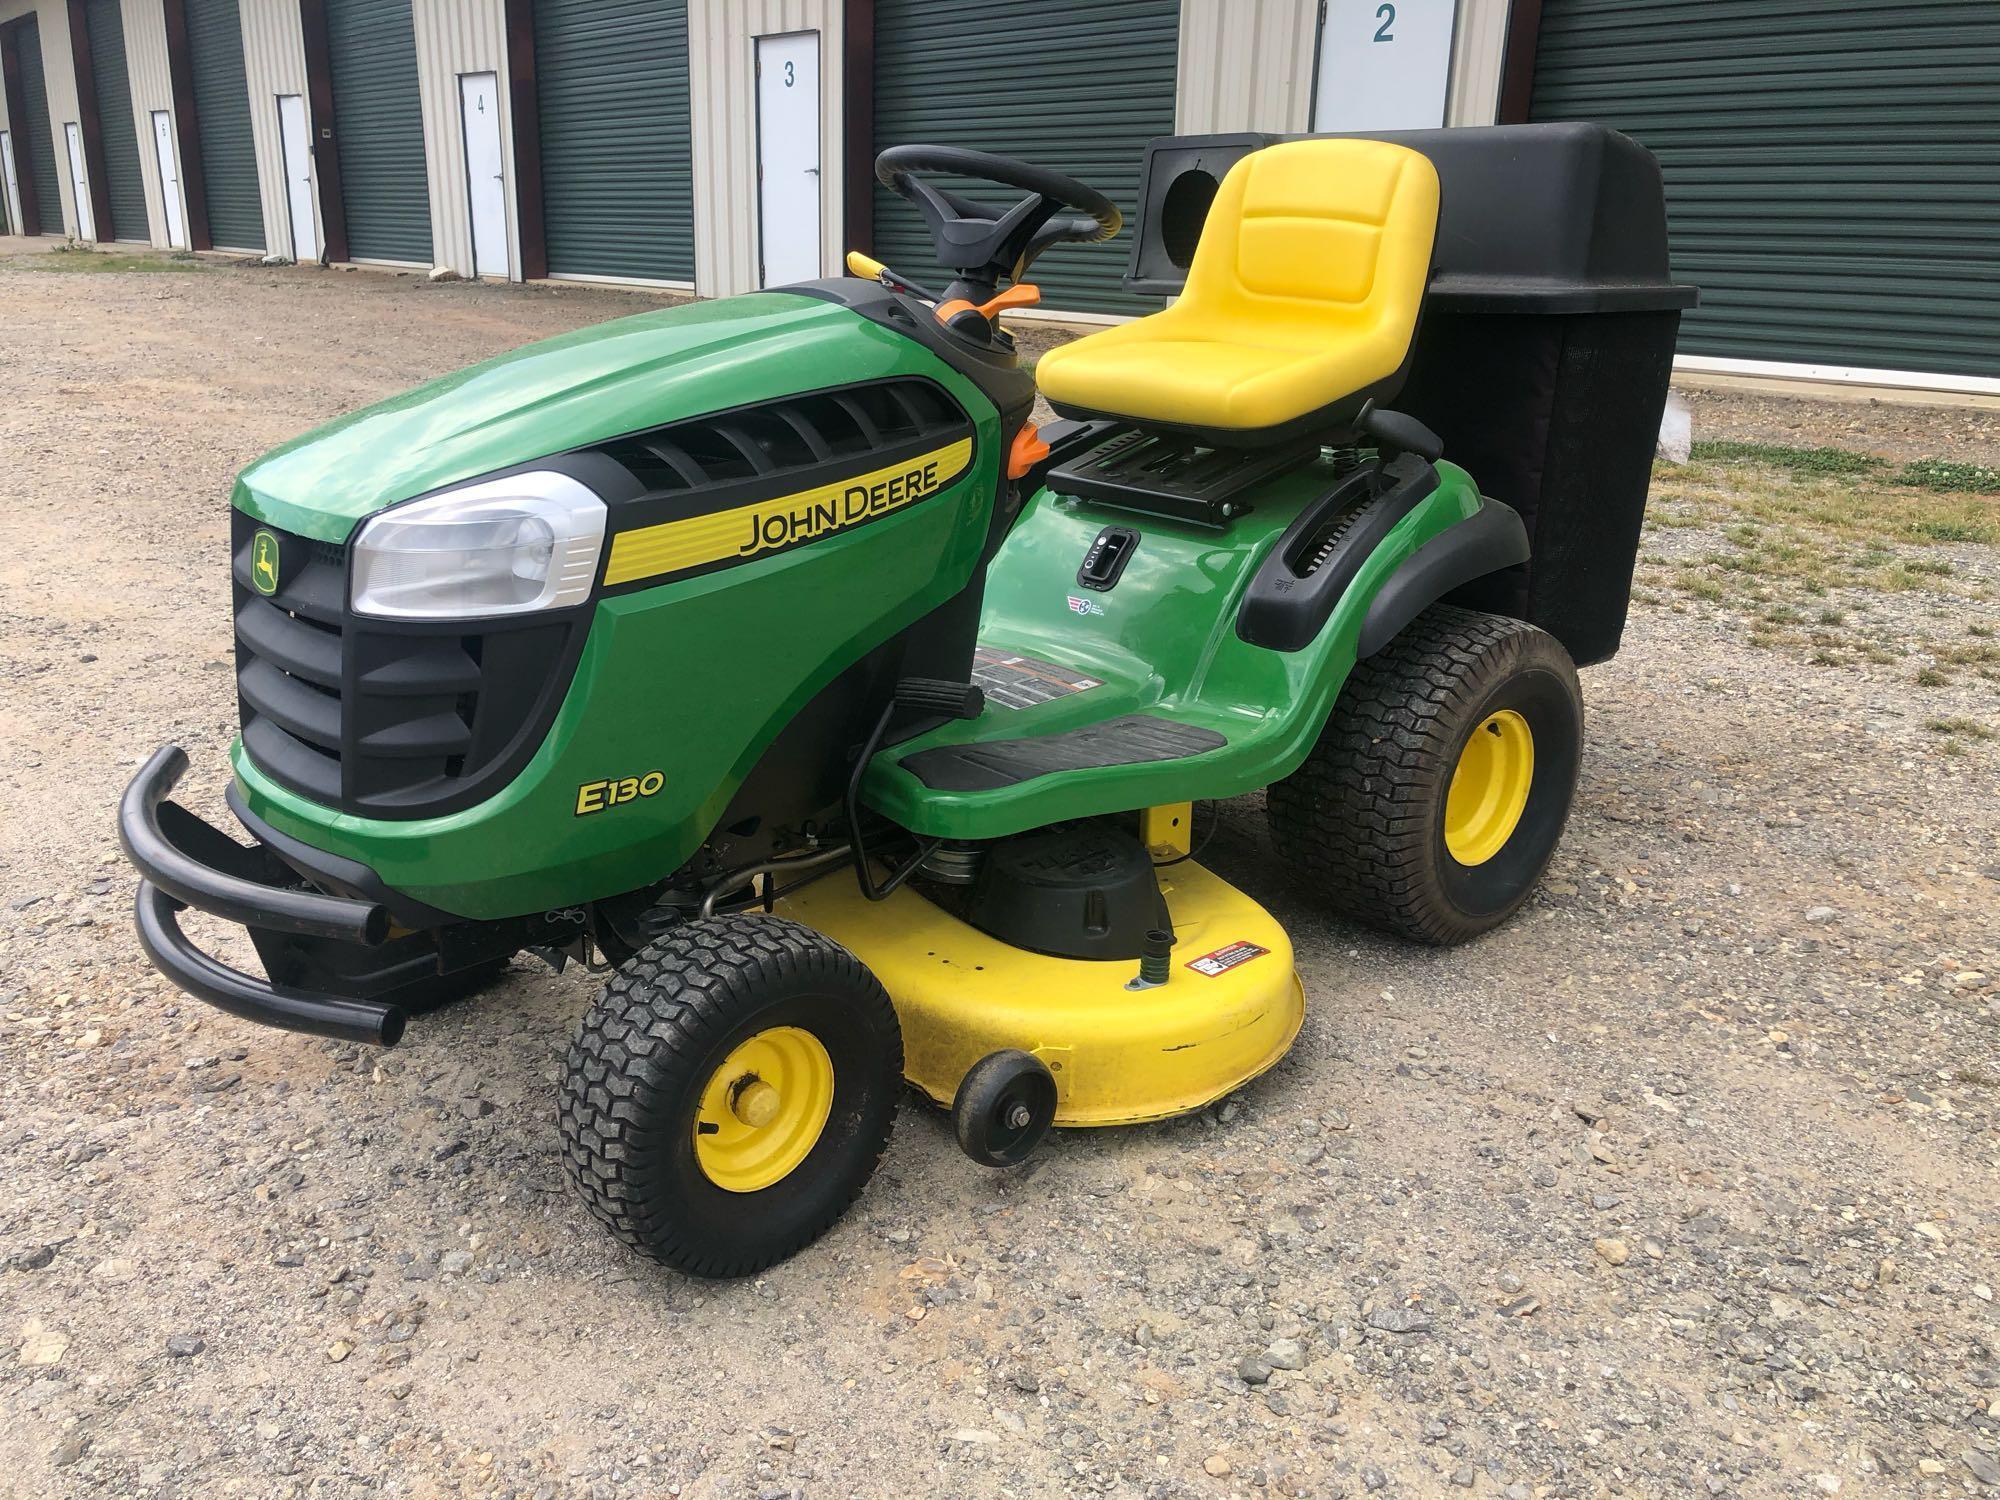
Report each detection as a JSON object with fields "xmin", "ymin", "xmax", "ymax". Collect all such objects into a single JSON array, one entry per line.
[
  {"xmin": 977, "ymin": 283, "xmax": 1041, "ymax": 318},
  {"xmin": 936, "ymin": 282, "xmax": 1042, "ymax": 328}
]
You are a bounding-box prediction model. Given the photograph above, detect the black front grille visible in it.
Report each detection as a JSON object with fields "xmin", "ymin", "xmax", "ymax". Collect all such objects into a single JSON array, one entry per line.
[{"xmin": 231, "ymin": 512, "xmax": 583, "ymax": 819}]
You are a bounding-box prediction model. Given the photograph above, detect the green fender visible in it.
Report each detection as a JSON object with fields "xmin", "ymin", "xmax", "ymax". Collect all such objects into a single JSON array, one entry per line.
[{"xmin": 863, "ymin": 456, "xmax": 1506, "ymax": 841}]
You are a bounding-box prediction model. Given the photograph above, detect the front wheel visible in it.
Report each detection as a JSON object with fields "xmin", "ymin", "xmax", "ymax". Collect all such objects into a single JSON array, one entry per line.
[
  {"xmin": 559, "ymin": 916, "xmax": 901, "ymax": 1277},
  {"xmin": 1269, "ymin": 605, "xmax": 1582, "ymax": 945}
]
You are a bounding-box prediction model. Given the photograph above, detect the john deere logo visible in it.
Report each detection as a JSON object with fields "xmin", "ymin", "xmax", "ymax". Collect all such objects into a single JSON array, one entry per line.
[{"xmin": 250, "ymin": 530, "xmax": 281, "ymax": 596}]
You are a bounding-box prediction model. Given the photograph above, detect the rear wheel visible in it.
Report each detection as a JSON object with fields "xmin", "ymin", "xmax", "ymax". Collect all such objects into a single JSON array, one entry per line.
[
  {"xmin": 559, "ymin": 916, "xmax": 901, "ymax": 1277},
  {"xmin": 1268, "ymin": 605, "xmax": 1582, "ymax": 945}
]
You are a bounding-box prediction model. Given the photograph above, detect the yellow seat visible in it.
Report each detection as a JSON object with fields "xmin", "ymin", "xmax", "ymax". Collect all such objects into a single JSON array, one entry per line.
[{"xmin": 1035, "ymin": 139, "xmax": 1440, "ymax": 436}]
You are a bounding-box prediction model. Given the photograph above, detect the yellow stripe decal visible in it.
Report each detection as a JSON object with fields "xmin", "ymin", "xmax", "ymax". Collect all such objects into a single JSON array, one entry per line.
[{"xmin": 604, "ymin": 436, "xmax": 975, "ymax": 587}]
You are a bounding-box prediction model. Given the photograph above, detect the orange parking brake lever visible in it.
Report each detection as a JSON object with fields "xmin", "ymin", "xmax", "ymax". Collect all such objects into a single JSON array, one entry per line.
[{"xmin": 1007, "ymin": 423, "xmax": 1051, "ymax": 480}]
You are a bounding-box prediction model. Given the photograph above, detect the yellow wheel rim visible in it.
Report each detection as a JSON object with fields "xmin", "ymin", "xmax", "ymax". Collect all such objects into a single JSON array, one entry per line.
[
  {"xmin": 693, "ymin": 1026, "xmax": 834, "ymax": 1193},
  {"xmin": 1444, "ymin": 709, "xmax": 1535, "ymax": 866}
]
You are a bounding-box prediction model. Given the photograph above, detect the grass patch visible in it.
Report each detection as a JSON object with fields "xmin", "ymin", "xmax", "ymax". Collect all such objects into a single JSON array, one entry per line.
[
  {"xmin": 1935, "ymin": 640, "xmax": 2000, "ymax": 669},
  {"xmin": 1926, "ymin": 717, "xmax": 1993, "ymax": 740},
  {"xmin": 1684, "ymin": 443, "xmax": 2000, "ymax": 501},
  {"xmin": 1897, "ymin": 459, "xmax": 2000, "ymax": 496},
  {"xmin": 18, "ymin": 249, "xmax": 202, "ymax": 273},
  {"xmin": 1655, "ymin": 457, "xmax": 2000, "ymax": 560},
  {"xmin": 1906, "ymin": 518, "xmax": 1991, "ymax": 543},
  {"xmin": 1915, "ymin": 667, "xmax": 1949, "ymax": 687},
  {"xmin": 1688, "ymin": 440, "xmax": 1884, "ymax": 476}
]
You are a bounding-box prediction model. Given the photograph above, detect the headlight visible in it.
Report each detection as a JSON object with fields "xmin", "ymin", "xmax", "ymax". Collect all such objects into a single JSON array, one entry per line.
[{"xmin": 350, "ymin": 472, "xmax": 607, "ymax": 619}]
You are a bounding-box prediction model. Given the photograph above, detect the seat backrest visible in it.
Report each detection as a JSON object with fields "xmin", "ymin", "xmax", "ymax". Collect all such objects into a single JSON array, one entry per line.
[{"xmin": 1175, "ymin": 139, "xmax": 1439, "ymax": 361}]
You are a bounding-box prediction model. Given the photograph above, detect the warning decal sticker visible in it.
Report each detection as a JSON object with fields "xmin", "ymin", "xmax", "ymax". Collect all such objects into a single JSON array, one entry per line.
[
  {"xmin": 971, "ymin": 645, "xmax": 1104, "ymax": 710},
  {"xmin": 1186, "ymin": 941, "xmax": 1270, "ymax": 977}
]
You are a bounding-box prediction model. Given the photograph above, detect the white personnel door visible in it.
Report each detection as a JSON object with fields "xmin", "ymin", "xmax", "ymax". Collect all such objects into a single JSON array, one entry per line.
[
  {"xmin": 276, "ymin": 95, "xmax": 319, "ymax": 262},
  {"xmin": 755, "ymin": 32, "xmax": 821, "ymax": 287},
  {"xmin": 458, "ymin": 72, "xmax": 509, "ymax": 278},
  {"xmin": 150, "ymin": 112, "xmax": 187, "ymax": 249},
  {"xmin": 0, "ymin": 132, "xmax": 21, "ymax": 236},
  {"xmin": 1311, "ymin": 0, "xmax": 1456, "ymax": 132},
  {"xmin": 64, "ymin": 122, "xmax": 95, "ymax": 240}
]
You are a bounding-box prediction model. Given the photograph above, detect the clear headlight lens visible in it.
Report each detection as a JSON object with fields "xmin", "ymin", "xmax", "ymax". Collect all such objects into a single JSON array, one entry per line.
[{"xmin": 350, "ymin": 472, "xmax": 607, "ymax": 619}]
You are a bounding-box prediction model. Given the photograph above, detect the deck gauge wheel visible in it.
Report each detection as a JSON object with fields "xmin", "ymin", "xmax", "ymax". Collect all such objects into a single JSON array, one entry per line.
[{"xmin": 953, "ymin": 1049, "xmax": 1058, "ymax": 1166}]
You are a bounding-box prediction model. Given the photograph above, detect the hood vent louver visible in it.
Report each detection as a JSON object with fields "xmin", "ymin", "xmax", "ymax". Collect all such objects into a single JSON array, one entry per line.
[{"xmin": 593, "ymin": 379, "xmax": 969, "ymax": 497}]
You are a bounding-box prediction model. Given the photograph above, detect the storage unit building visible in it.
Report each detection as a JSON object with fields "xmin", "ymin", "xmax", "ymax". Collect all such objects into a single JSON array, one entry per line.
[
  {"xmin": 322, "ymin": 0, "xmax": 430, "ymax": 262},
  {"xmin": 80, "ymin": 0, "xmax": 146, "ymax": 241},
  {"xmin": 530, "ymin": 0, "xmax": 695, "ymax": 284},
  {"xmin": 1522, "ymin": 0, "xmax": 1999, "ymax": 388},
  {"xmin": 8, "ymin": 0, "xmax": 1991, "ymax": 397},
  {"xmin": 2, "ymin": 10, "xmax": 64, "ymax": 234},
  {"xmin": 870, "ymin": 0, "xmax": 1180, "ymax": 316},
  {"xmin": 184, "ymin": 0, "xmax": 261, "ymax": 249}
]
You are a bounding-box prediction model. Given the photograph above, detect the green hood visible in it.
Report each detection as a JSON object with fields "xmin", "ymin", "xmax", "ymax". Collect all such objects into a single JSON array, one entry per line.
[{"xmin": 234, "ymin": 292, "xmax": 926, "ymax": 543}]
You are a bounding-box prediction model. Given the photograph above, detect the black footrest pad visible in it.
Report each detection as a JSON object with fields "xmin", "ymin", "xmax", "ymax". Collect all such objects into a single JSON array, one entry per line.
[{"xmin": 899, "ymin": 714, "xmax": 1227, "ymax": 792}]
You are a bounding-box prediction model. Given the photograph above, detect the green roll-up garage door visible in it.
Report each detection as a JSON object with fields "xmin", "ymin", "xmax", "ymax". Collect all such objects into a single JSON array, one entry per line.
[
  {"xmin": 83, "ymin": 0, "xmax": 147, "ymax": 243},
  {"xmin": 533, "ymin": 0, "xmax": 694, "ymax": 282},
  {"xmin": 872, "ymin": 0, "xmax": 1179, "ymax": 316},
  {"xmin": 10, "ymin": 16, "xmax": 64, "ymax": 236},
  {"xmin": 185, "ymin": 0, "xmax": 261, "ymax": 251},
  {"xmin": 1530, "ymin": 0, "xmax": 1999, "ymax": 380},
  {"xmin": 326, "ymin": 0, "xmax": 432, "ymax": 264}
]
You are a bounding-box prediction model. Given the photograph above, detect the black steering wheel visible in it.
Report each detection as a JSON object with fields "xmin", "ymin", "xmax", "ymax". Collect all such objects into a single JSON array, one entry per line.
[{"xmin": 875, "ymin": 145, "xmax": 1122, "ymax": 300}]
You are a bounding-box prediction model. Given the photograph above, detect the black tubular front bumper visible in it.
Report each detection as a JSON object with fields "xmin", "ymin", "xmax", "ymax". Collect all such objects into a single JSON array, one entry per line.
[{"xmin": 119, "ymin": 745, "xmax": 409, "ymax": 1046}]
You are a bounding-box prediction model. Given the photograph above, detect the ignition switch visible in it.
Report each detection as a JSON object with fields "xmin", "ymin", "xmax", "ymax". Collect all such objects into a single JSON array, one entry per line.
[{"xmin": 1076, "ymin": 525, "xmax": 1139, "ymax": 592}]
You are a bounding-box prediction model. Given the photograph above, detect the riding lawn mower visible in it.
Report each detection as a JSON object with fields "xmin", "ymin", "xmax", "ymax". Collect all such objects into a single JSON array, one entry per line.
[{"xmin": 120, "ymin": 123, "xmax": 1694, "ymax": 1276}]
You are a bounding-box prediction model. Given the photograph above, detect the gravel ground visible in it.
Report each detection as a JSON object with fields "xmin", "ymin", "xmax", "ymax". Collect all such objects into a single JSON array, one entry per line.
[{"xmin": 2, "ymin": 246, "xmax": 1997, "ymax": 1500}]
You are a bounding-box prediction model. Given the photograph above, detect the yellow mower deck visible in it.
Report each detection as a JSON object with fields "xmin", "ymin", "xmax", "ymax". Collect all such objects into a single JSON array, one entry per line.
[{"xmin": 776, "ymin": 861, "xmax": 1303, "ymax": 1126}]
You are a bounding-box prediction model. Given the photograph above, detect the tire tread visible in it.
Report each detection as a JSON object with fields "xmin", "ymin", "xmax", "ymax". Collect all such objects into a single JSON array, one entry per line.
[
  {"xmin": 557, "ymin": 915, "xmax": 900, "ymax": 1278},
  {"xmin": 1268, "ymin": 605, "xmax": 1578, "ymax": 945}
]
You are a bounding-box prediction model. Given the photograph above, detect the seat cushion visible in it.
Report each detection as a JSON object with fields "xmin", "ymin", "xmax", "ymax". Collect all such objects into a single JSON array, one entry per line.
[
  {"xmin": 1037, "ymin": 333, "xmax": 1365, "ymax": 431},
  {"xmin": 1034, "ymin": 139, "xmax": 1440, "ymax": 434}
]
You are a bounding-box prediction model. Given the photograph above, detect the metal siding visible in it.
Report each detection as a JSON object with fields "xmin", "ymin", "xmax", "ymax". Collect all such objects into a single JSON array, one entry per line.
[
  {"xmin": 119, "ymin": 0, "xmax": 175, "ymax": 245},
  {"xmin": 82, "ymin": 0, "xmax": 144, "ymax": 239},
  {"xmin": 185, "ymin": 0, "xmax": 260, "ymax": 248},
  {"xmin": 1530, "ymin": 0, "xmax": 2000, "ymax": 379},
  {"xmin": 1, "ymin": 0, "xmax": 85, "ymax": 235},
  {"xmin": 410, "ymin": 0, "xmax": 516, "ymax": 278},
  {"xmin": 1443, "ymin": 0, "xmax": 1510, "ymax": 126},
  {"xmin": 1173, "ymin": 0, "xmax": 1508, "ymax": 137},
  {"xmin": 873, "ymin": 0, "xmax": 1180, "ymax": 316},
  {"xmin": 326, "ymin": 0, "xmax": 431, "ymax": 263},
  {"xmin": 1175, "ymin": 0, "xmax": 1316, "ymax": 135},
  {"xmin": 11, "ymin": 13, "xmax": 63, "ymax": 232},
  {"xmin": 687, "ymin": 0, "xmax": 845, "ymax": 299},
  {"xmin": 533, "ymin": 0, "xmax": 694, "ymax": 282},
  {"xmin": 238, "ymin": 0, "xmax": 309, "ymax": 260}
]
